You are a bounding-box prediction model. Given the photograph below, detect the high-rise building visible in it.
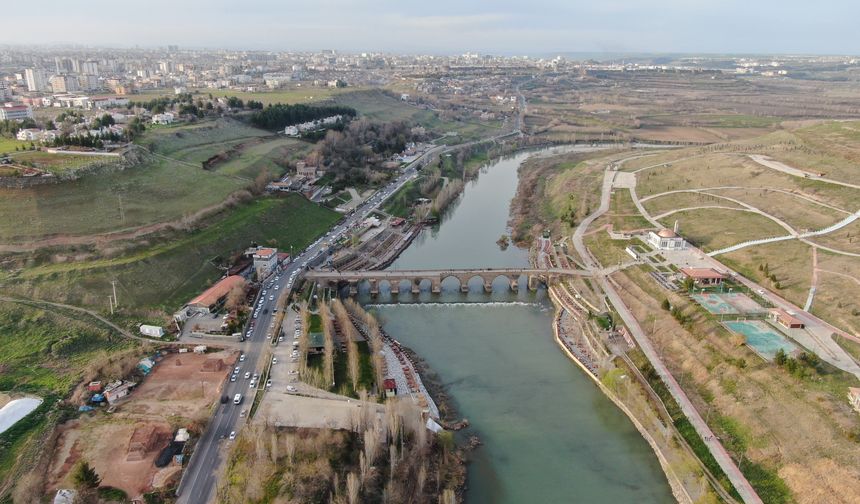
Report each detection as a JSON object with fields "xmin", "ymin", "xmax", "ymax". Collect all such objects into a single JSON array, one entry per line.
[
  {"xmin": 50, "ymin": 74, "xmax": 80, "ymax": 93},
  {"xmin": 25, "ymin": 68, "xmax": 48, "ymax": 92},
  {"xmin": 78, "ymin": 74, "xmax": 100, "ymax": 91},
  {"xmin": 81, "ymin": 60, "xmax": 99, "ymax": 76},
  {"xmin": 0, "ymin": 81, "xmax": 11, "ymax": 101}
]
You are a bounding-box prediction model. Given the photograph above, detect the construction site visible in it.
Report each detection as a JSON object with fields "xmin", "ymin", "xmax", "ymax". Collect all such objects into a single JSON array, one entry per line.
[{"xmin": 45, "ymin": 349, "xmax": 237, "ymax": 500}]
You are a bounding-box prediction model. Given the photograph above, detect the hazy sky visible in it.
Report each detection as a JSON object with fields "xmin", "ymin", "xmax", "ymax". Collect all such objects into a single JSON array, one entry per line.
[{"xmin": 4, "ymin": 0, "xmax": 858, "ymax": 55}]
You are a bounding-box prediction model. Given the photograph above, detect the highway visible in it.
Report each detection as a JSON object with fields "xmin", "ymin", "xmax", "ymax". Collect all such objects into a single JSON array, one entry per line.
[{"xmin": 175, "ymin": 141, "xmax": 445, "ymax": 504}]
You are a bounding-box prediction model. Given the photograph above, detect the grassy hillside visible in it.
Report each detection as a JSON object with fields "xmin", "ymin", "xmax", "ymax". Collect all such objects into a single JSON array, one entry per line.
[{"xmin": 1, "ymin": 194, "xmax": 339, "ymax": 314}]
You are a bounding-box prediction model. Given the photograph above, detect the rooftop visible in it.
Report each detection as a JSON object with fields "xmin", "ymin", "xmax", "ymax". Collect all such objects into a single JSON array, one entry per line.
[
  {"xmin": 188, "ymin": 275, "xmax": 245, "ymax": 308},
  {"xmin": 680, "ymin": 267, "xmax": 725, "ymax": 280}
]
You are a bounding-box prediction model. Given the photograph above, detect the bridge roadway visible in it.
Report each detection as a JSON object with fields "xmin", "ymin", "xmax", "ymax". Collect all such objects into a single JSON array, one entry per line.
[{"xmin": 306, "ymin": 267, "xmax": 590, "ymax": 294}]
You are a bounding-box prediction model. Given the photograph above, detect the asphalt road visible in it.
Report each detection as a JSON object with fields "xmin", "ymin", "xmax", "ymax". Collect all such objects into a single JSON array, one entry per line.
[{"xmin": 175, "ymin": 143, "xmax": 444, "ymax": 504}]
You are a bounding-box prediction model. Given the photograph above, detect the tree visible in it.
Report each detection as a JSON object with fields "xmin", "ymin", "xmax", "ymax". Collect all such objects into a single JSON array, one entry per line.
[
  {"xmin": 774, "ymin": 348, "xmax": 787, "ymax": 366},
  {"xmin": 683, "ymin": 276, "xmax": 695, "ymax": 291},
  {"xmin": 661, "ymin": 298, "xmax": 671, "ymax": 311},
  {"xmin": 72, "ymin": 460, "xmax": 101, "ymax": 489},
  {"xmin": 225, "ymin": 281, "xmax": 247, "ymax": 312}
]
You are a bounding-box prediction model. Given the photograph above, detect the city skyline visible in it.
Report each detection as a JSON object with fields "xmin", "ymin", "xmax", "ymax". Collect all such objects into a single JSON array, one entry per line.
[{"xmin": 3, "ymin": 0, "xmax": 859, "ymax": 55}]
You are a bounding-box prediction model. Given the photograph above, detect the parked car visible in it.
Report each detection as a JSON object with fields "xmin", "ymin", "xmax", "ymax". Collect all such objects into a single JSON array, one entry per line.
[{"xmin": 229, "ymin": 431, "xmax": 236, "ymax": 440}]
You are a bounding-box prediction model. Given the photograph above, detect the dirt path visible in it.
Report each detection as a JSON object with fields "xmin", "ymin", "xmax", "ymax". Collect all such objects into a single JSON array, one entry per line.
[{"xmin": 805, "ymin": 246, "xmax": 819, "ymax": 311}]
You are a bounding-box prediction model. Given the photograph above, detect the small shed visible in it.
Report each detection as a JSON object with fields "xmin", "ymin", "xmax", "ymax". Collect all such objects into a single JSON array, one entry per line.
[
  {"xmin": 383, "ymin": 378, "xmax": 397, "ymax": 398},
  {"xmin": 770, "ymin": 308, "xmax": 805, "ymax": 329}
]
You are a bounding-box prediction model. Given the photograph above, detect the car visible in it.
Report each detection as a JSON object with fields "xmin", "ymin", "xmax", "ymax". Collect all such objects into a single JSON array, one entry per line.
[
  {"xmin": 286, "ymin": 386, "xmax": 298, "ymax": 393},
  {"xmin": 253, "ymin": 373, "xmax": 259, "ymax": 380},
  {"xmin": 266, "ymin": 380, "xmax": 272, "ymax": 388},
  {"xmin": 239, "ymin": 354, "xmax": 245, "ymax": 362},
  {"xmin": 289, "ymin": 370, "xmax": 298, "ymax": 375},
  {"xmin": 234, "ymin": 366, "xmax": 241, "ymax": 373},
  {"xmin": 278, "ymin": 336, "xmax": 284, "ymax": 342},
  {"xmin": 244, "ymin": 372, "xmax": 251, "ymax": 379},
  {"xmin": 249, "ymin": 380, "xmax": 256, "ymax": 388},
  {"xmin": 233, "ymin": 394, "xmax": 242, "ymax": 405},
  {"xmin": 272, "ymin": 357, "xmax": 278, "ymax": 364},
  {"xmin": 230, "ymin": 375, "xmax": 237, "ymax": 382},
  {"xmin": 228, "ymin": 431, "xmax": 236, "ymax": 441},
  {"xmin": 240, "ymin": 409, "xmax": 247, "ymax": 418},
  {"xmin": 274, "ymin": 285, "xmax": 279, "ymax": 290},
  {"xmin": 269, "ymin": 295, "xmax": 274, "ymax": 301},
  {"xmin": 253, "ymin": 313, "xmax": 259, "ymax": 319}
]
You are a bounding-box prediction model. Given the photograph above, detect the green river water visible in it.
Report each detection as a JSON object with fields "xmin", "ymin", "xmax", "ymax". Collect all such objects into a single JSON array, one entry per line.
[{"xmin": 361, "ymin": 148, "xmax": 673, "ymax": 503}]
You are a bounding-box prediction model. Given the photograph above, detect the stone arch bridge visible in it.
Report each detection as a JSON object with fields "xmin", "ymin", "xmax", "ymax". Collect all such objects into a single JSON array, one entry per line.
[{"xmin": 305, "ymin": 268, "xmax": 590, "ymax": 295}]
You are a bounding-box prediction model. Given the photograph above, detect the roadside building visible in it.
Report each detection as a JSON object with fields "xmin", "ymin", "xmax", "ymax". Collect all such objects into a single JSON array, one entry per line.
[
  {"xmin": 769, "ymin": 308, "xmax": 805, "ymax": 329},
  {"xmin": 680, "ymin": 267, "xmax": 725, "ymax": 286},
  {"xmin": 184, "ymin": 275, "xmax": 246, "ymax": 315},
  {"xmin": 25, "ymin": 68, "xmax": 48, "ymax": 92},
  {"xmin": 253, "ymin": 247, "xmax": 278, "ymax": 279},
  {"xmin": 140, "ymin": 324, "xmax": 165, "ymax": 338}
]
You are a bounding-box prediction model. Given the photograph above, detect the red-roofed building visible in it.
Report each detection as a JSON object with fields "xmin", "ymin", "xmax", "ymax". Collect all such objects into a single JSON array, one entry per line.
[
  {"xmin": 680, "ymin": 268, "xmax": 725, "ymax": 286},
  {"xmin": 769, "ymin": 308, "xmax": 805, "ymax": 329},
  {"xmin": 252, "ymin": 247, "xmax": 278, "ymax": 279},
  {"xmin": 0, "ymin": 104, "xmax": 33, "ymax": 121},
  {"xmin": 383, "ymin": 378, "xmax": 397, "ymax": 398},
  {"xmin": 187, "ymin": 275, "xmax": 246, "ymax": 314}
]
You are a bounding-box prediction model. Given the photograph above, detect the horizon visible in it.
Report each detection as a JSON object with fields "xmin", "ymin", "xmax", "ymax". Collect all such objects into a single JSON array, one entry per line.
[{"xmin": 3, "ymin": 0, "xmax": 859, "ymax": 55}]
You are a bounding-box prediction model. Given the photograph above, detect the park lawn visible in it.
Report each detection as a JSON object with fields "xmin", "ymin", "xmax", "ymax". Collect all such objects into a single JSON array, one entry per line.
[
  {"xmin": 716, "ymin": 187, "xmax": 849, "ymax": 232},
  {"xmin": 658, "ymin": 207, "xmax": 788, "ymax": 252},
  {"xmin": 0, "ymin": 156, "xmax": 245, "ymax": 242},
  {"xmin": 583, "ymin": 230, "xmax": 632, "ymax": 267},
  {"xmin": 3, "ymin": 194, "xmax": 340, "ymax": 314},
  {"xmin": 720, "ymin": 239, "xmax": 814, "ymax": 309},
  {"xmin": 808, "ymin": 219, "xmax": 860, "ymax": 255},
  {"xmin": 0, "ymin": 137, "xmax": 28, "ymax": 154},
  {"xmin": 609, "ymin": 188, "xmax": 652, "ymax": 231},
  {"xmin": 765, "ymin": 122, "xmax": 860, "ymax": 185},
  {"xmin": 643, "ymin": 191, "xmax": 746, "ymax": 217}
]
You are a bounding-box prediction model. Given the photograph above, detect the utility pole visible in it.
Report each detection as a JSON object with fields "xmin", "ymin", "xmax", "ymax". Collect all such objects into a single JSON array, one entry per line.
[
  {"xmin": 111, "ymin": 280, "xmax": 118, "ymax": 309},
  {"xmin": 118, "ymin": 194, "xmax": 125, "ymax": 223},
  {"xmin": 109, "ymin": 295, "xmax": 114, "ymax": 315}
]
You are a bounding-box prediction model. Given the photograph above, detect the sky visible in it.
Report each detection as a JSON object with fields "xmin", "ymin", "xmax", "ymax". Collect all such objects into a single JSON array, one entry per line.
[{"xmin": 3, "ymin": 0, "xmax": 858, "ymax": 55}]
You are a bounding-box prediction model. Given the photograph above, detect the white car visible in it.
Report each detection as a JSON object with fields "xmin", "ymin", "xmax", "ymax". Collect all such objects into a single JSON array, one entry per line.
[
  {"xmin": 249, "ymin": 380, "xmax": 256, "ymax": 388},
  {"xmin": 244, "ymin": 372, "xmax": 251, "ymax": 379},
  {"xmin": 234, "ymin": 366, "xmax": 241, "ymax": 373},
  {"xmin": 269, "ymin": 295, "xmax": 274, "ymax": 301},
  {"xmin": 272, "ymin": 357, "xmax": 278, "ymax": 364},
  {"xmin": 230, "ymin": 375, "xmax": 237, "ymax": 382},
  {"xmin": 274, "ymin": 285, "xmax": 279, "ymax": 290},
  {"xmin": 228, "ymin": 431, "xmax": 236, "ymax": 440},
  {"xmin": 286, "ymin": 386, "xmax": 297, "ymax": 393},
  {"xmin": 289, "ymin": 370, "xmax": 298, "ymax": 375},
  {"xmin": 239, "ymin": 354, "xmax": 245, "ymax": 362},
  {"xmin": 266, "ymin": 380, "xmax": 272, "ymax": 388}
]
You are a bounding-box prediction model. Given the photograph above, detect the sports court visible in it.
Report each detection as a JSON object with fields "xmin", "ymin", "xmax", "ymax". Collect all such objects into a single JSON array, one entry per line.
[
  {"xmin": 691, "ymin": 292, "xmax": 766, "ymax": 316},
  {"xmin": 724, "ymin": 320, "xmax": 797, "ymax": 361}
]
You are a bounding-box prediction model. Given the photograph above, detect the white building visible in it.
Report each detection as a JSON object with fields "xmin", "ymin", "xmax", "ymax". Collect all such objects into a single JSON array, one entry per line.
[
  {"xmin": 25, "ymin": 68, "xmax": 48, "ymax": 92},
  {"xmin": 152, "ymin": 112, "xmax": 175, "ymax": 125},
  {"xmin": 647, "ymin": 225, "xmax": 687, "ymax": 251},
  {"xmin": 252, "ymin": 247, "xmax": 278, "ymax": 279},
  {"xmin": 0, "ymin": 104, "xmax": 33, "ymax": 121}
]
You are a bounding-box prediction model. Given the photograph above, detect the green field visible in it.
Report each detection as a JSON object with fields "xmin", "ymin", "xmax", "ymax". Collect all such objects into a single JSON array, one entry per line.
[
  {"xmin": 0, "ymin": 119, "xmax": 298, "ymax": 243},
  {"xmin": 0, "ymin": 138, "xmax": 27, "ymax": 154},
  {"xmin": 2, "ymin": 194, "xmax": 340, "ymax": 313}
]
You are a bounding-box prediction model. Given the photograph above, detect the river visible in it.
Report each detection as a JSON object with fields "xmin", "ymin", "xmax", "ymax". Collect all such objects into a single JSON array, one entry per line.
[{"xmin": 360, "ymin": 148, "xmax": 673, "ymax": 503}]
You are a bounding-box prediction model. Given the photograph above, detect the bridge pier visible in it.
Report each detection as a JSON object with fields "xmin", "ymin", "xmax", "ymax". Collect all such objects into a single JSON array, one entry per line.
[
  {"xmin": 390, "ymin": 281, "xmax": 400, "ymax": 295},
  {"xmin": 349, "ymin": 280, "xmax": 358, "ymax": 296},
  {"xmin": 431, "ymin": 277, "xmax": 441, "ymax": 294},
  {"xmin": 411, "ymin": 280, "xmax": 420, "ymax": 294},
  {"xmin": 483, "ymin": 280, "xmax": 493, "ymax": 293},
  {"xmin": 527, "ymin": 275, "xmax": 539, "ymax": 291},
  {"xmin": 510, "ymin": 278, "xmax": 519, "ymax": 292},
  {"xmin": 369, "ymin": 279, "xmax": 378, "ymax": 297}
]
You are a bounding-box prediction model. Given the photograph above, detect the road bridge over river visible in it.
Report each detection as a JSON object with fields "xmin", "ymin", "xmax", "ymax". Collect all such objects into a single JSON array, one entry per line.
[{"xmin": 306, "ymin": 267, "xmax": 590, "ymax": 295}]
